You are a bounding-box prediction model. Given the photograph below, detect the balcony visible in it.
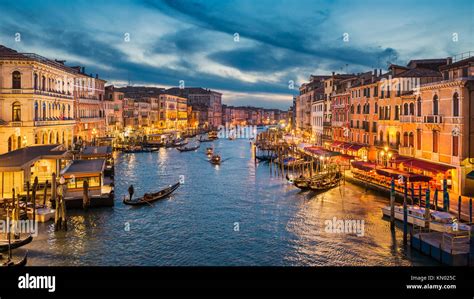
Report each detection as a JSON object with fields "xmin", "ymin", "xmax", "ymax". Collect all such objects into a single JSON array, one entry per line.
[
  {"xmin": 399, "ymin": 146, "xmax": 415, "ymax": 157},
  {"xmin": 1, "ymin": 88, "xmax": 73, "ymax": 100},
  {"xmin": 423, "ymin": 115, "xmax": 443, "ymax": 124},
  {"xmin": 34, "ymin": 118, "xmax": 75, "ymax": 126},
  {"xmin": 323, "ymin": 121, "xmax": 332, "ymax": 127},
  {"xmin": 10, "ymin": 121, "xmax": 23, "ymax": 127},
  {"xmin": 443, "ymin": 116, "xmax": 463, "ymax": 124},
  {"xmin": 331, "ymin": 121, "xmax": 345, "ymax": 127},
  {"xmin": 400, "ymin": 115, "xmax": 418, "ymax": 123}
]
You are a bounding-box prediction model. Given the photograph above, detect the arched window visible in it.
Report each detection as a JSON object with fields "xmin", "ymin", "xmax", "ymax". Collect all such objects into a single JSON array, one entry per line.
[
  {"xmin": 379, "ymin": 130, "xmax": 384, "ymax": 143},
  {"xmin": 403, "ymin": 103, "xmax": 409, "ymax": 115},
  {"xmin": 350, "ymin": 105, "xmax": 354, "ymax": 114},
  {"xmin": 42, "ymin": 76, "xmax": 46, "ymax": 91},
  {"xmin": 34, "ymin": 73, "xmax": 38, "ymax": 90},
  {"xmin": 403, "ymin": 132, "xmax": 409, "ymax": 147},
  {"xmin": 42, "ymin": 102, "xmax": 46, "ymax": 120},
  {"xmin": 396, "ymin": 131, "xmax": 400, "ymax": 146},
  {"xmin": 7, "ymin": 136, "xmax": 12, "ymax": 152},
  {"xmin": 417, "ymin": 97, "xmax": 422, "ymax": 117},
  {"xmin": 34, "ymin": 101, "xmax": 39, "ymax": 121},
  {"xmin": 357, "ymin": 104, "xmax": 361, "ymax": 114},
  {"xmin": 12, "ymin": 102, "xmax": 21, "ymax": 121},
  {"xmin": 35, "ymin": 133, "xmax": 39, "ymax": 144},
  {"xmin": 409, "ymin": 132, "xmax": 414, "ymax": 147},
  {"xmin": 409, "ymin": 103, "xmax": 414, "ymax": 115},
  {"xmin": 433, "ymin": 95, "xmax": 439, "ymax": 115},
  {"xmin": 374, "ymin": 102, "xmax": 378, "ymax": 112},
  {"xmin": 453, "ymin": 92, "xmax": 459, "ymax": 117},
  {"xmin": 12, "ymin": 71, "xmax": 21, "ymax": 89}
]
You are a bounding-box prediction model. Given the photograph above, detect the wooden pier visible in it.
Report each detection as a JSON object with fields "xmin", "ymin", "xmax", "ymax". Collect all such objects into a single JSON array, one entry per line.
[{"xmin": 411, "ymin": 231, "xmax": 473, "ymax": 266}]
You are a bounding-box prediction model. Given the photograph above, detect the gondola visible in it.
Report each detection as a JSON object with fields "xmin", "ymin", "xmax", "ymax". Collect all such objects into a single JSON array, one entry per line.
[
  {"xmin": 206, "ymin": 147, "xmax": 214, "ymax": 156},
  {"xmin": 0, "ymin": 234, "xmax": 33, "ymax": 252},
  {"xmin": 123, "ymin": 182, "xmax": 180, "ymax": 206},
  {"xmin": 198, "ymin": 136, "xmax": 213, "ymax": 143},
  {"xmin": 123, "ymin": 147, "xmax": 159, "ymax": 153},
  {"xmin": 176, "ymin": 144, "xmax": 200, "ymax": 152},
  {"xmin": 308, "ymin": 172, "xmax": 343, "ymax": 191},
  {"xmin": 255, "ymin": 155, "xmax": 277, "ymax": 162},
  {"xmin": 1, "ymin": 251, "xmax": 28, "ymax": 267}
]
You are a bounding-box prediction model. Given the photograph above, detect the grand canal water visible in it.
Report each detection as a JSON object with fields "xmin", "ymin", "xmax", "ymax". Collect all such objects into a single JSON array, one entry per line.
[{"xmin": 22, "ymin": 137, "xmax": 437, "ymax": 266}]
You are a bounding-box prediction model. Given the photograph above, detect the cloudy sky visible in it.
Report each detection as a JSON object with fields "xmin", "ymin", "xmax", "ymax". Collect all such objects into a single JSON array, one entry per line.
[{"xmin": 0, "ymin": 0, "xmax": 473, "ymax": 109}]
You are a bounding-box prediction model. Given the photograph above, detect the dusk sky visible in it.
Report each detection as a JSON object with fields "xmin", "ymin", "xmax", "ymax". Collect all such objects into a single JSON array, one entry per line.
[{"xmin": 0, "ymin": 0, "xmax": 473, "ymax": 109}]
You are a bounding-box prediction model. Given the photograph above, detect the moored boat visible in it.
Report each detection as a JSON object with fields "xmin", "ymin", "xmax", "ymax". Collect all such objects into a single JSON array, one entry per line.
[
  {"xmin": 123, "ymin": 182, "xmax": 181, "ymax": 206},
  {"xmin": 1, "ymin": 251, "xmax": 27, "ymax": 267},
  {"xmin": 381, "ymin": 205, "xmax": 471, "ymax": 233},
  {"xmin": 0, "ymin": 234, "xmax": 33, "ymax": 252}
]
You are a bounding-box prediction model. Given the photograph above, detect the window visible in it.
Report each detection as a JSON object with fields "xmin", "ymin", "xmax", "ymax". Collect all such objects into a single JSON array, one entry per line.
[
  {"xmin": 409, "ymin": 132, "xmax": 414, "ymax": 147},
  {"xmin": 12, "ymin": 71, "xmax": 21, "ymax": 89},
  {"xmin": 34, "ymin": 73, "xmax": 38, "ymax": 90},
  {"xmin": 403, "ymin": 132, "xmax": 408, "ymax": 147},
  {"xmin": 416, "ymin": 129, "xmax": 421, "ymax": 150},
  {"xmin": 417, "ymin": 97, "xmax": 421, "ymax": 117},
  {"xmin": 12, "ymin": 102, "xmax": 21, "ymax": 121},
  {"xmin": 357, "ymin": 104, "xmax": 361, "ymax": 114},
  {"xmin": 433, "ymin": 130, "xmax": 439, "ymax": 153},
  {"xmin": 409, "ymin": 103, "xmax": 414, "ymax": 115},
  {"xmin": 403, "ymin": 103, "xmax": 409, "ymax": 115},
  {"xmin": 453, "ymin": 92, "xmax": 459, "ymax": 117},
  {"xmin": 394, "ymin": 105, "xmax": 399, "ymax": 120},
  {"xmin": 433, "ymin": 95, "xmax": 439, "ymax": 115},
  {"xmin": 452, "ymin": 135, "xmax": 459, "ymax": 156},
  {"xmin": 42, "ymin": 76, "xmax": 46, "ymax": 91},
  {"xmin": 34, "ymin": 101, "xmax": 38, "ymax": 120},
  {"xmin": 379, "ymin": 130, "xmax": 384, "ymax": 143}
]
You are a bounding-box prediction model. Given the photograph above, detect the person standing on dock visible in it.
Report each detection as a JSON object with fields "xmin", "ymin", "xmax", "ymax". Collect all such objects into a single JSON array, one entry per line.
[{"xmin": 128, "ymin": 185, "xmax": 134, "ymax": 201}]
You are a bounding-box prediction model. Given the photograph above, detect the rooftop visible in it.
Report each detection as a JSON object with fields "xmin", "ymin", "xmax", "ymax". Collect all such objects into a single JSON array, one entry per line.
[
  {"xmin": 61, "ymin": 159, "xmax": 105, "ymax": 176},
  {"xmin": 0, "ymin": 145, "xmax": 67, "ymax": 171}
]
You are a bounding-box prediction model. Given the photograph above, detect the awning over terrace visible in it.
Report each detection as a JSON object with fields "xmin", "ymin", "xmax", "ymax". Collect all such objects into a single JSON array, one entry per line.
[{"xmin": 375, "ymin": 168, "xmax": 432, "ymax": 182}]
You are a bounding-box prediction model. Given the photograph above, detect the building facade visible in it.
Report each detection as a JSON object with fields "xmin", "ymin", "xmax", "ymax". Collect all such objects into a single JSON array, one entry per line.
[{"xmin": 0, "ymin": 45, "xmax": 77, "ymax": 154}]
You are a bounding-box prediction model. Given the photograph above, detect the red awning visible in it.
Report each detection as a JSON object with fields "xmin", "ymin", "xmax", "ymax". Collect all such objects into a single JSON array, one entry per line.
[
  {"xmin": 375, "ymin": 168, "xmax": 432, "ymax": 182},
  {"xmin": 347, "ymin": 144, "xmax": 365, "ymax": 151},
  {"xmin": 402, "ymin": 158, "xmax": 454, "ymax": 174},
  {"xmin": 331, "ymin": 141, "xmax": 342, "ymax": 147},
  {"xmin": 351, "ymin": 161, "xmax": 376, "ymax": 171}
]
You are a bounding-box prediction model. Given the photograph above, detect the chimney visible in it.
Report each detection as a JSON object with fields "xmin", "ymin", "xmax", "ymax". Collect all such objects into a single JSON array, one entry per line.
[
  {"xmin": 373, "ymin": 69, "xmax": 377, "ymax": 76},
  {"xmin": 95, "ymin": 74, "xmax": 99, "ymax": 79},
  {"xmin": 379, "ymin": 69, "xmax": 382, "ymax": 76},
  {"xmin": 81, "ymin": 67, "xmax": 85, "ymax": 74},
  {"xmin": 332, "ymin": 71, "xmax": 335, "ymax": 76},
  {"xmin": 447, "ymin": 57, "xmax": 452, "ymax": 65}
]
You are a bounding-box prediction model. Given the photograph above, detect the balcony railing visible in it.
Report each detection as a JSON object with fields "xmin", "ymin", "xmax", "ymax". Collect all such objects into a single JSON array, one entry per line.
[
  {"xmin": 423, "ymin": 115, "xmax": 443, "ymax": 124},
  {"xmin": 34, "ymin": 119, "xmax": 76, "ymax": 126},
  {"xmin": 399, "ymin": 146, "xmax": 415, "ymax": 156},
  {"xmin": 374, "ymin": 141, "xmax": 400, "ymax": 150},
  {"xmin": 443, "ymin": 116, "xmax": 463, "ymax": 124},
  {"xmin": 331, "ymin": 121, "xmax": 345, "ymax": 127},
  {"xmin": 323, "ymin": 121, "xmax": 332, "ymax": 127},
  {"xmin": 400, "ymin": 115, "xmax": 417, "ymax": 123},
  {"xmin": 1, "ymin": 88, "xmax": 73, "ymax": 99}
]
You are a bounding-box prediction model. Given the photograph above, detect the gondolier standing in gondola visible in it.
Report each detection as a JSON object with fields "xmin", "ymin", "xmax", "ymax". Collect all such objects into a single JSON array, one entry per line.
[{"xmin": 128, "ymin": 185, "xmax": 134, "ymax": 201}]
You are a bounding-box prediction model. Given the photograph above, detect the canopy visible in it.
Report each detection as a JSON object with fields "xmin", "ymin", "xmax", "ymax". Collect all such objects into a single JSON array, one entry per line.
[
  {"xmin": 351, "ymin": 161, "xmax": 376, "ymax": 171},
  {"xmin": 375, "ymin": 168, "xmax": 432, "ymax": 182},
  {"xmin": 402, "ymin": 158, "xmax": 454, "ymax": 174}
]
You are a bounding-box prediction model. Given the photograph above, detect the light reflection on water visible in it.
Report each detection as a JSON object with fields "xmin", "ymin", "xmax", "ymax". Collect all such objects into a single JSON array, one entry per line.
[{"xmin": 19, "ymin": 138, "xmax": 437, "ymax": 266}]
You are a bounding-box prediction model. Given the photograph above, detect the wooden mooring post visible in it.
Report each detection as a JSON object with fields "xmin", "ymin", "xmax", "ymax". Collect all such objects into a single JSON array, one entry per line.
[
  {"xmin": 390, "ymin": 178, "xmax": 395, "ymax": 230},
  {"xmin": 403, "ymin": 180, "xmax": 408, "ymax": 245}
]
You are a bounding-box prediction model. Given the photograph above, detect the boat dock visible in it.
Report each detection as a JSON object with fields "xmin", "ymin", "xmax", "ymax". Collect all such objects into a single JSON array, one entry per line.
[{"xmin": 411, "ymin": 230, "xmax": 474, "ymax": 266}]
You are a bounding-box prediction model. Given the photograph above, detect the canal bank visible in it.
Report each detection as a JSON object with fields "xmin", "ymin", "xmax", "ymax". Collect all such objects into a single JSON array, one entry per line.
[{"xmin": 17, "ymin": 138, "xmax": 438, "ymax": 266}]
